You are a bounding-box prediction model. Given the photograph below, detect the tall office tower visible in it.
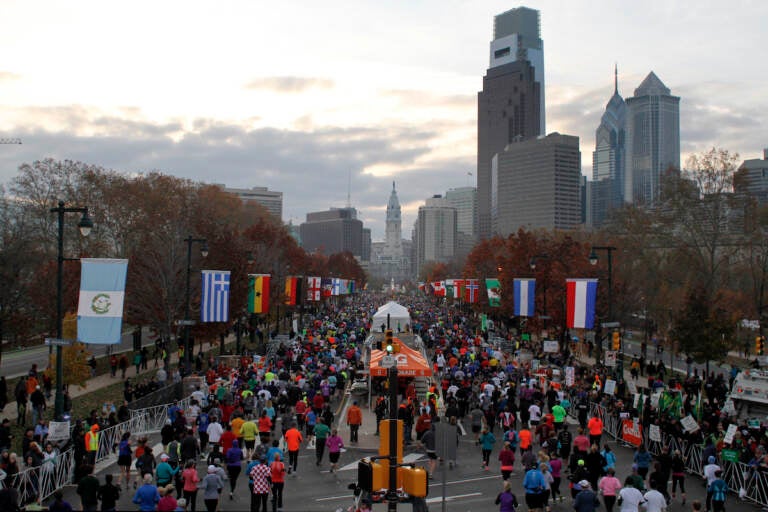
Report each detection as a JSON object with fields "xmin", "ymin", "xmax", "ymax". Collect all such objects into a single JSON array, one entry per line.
[
  {"xmin": 413, "ymin": 195, "xmax": 457, "ymax": 277},
  {"xmin": 383, "ymin": 182, "xmax": 403, "ymax": 259},
  {"xmin": 591, "ymin": 67, "xmax": 628, "ymax": 227},
  {"xmin": 445, "ymin": 186, "xmax": 478, "ymax": 239},
  {"xmin": 492, "ymin": 133, "xmax": 581, "ymax": 235},
  {"xmin": 477, "ymin": 7, "xmax": 544, "ymax": 239},
  {"xmin": 299, "ymin": 207, "xmax": 364, "ymax": 257},
  {"xmin": 625, "ymin": 71, "xmax": 680, "ymax": 206},
  {"xmin": 736, "ymin": 149, "xmax": 768, "ymax": 204},
  {"xmin": 223, "ymin": 185, "xmax": 283, "ymax": 220}
]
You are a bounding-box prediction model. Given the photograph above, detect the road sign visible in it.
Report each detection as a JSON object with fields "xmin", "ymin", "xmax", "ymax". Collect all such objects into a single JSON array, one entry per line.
[
  {"xmin": 380, "ymin": 355, "xmax": 396, "ymax": 368},
  {"xmin": 175, "ymin": 320, "xmax": 196, "ymax": 326},
  {"xmin": 601, "ymin": 321, "xmax": 620, "ymax": 328},
  {"xmin": 44, "ymin": 338, "xmax": 71, "ymax": 346}
]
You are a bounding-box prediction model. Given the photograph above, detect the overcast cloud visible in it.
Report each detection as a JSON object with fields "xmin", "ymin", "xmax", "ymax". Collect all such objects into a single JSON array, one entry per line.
[{"xmin": 1, "ymin": 1, "xmax": 765, "ymax": 239}]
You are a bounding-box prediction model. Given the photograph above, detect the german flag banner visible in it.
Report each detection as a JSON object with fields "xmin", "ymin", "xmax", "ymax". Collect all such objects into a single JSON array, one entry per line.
[{"xmin": 284, "ymin": 276, "xmax": 300, "ymax": 306}]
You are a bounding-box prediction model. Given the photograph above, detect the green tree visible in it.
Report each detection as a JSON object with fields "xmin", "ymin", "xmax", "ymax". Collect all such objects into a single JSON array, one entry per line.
[{"xmin": 672, "ymin": 287, "xmax": 734, "ymax": 371}]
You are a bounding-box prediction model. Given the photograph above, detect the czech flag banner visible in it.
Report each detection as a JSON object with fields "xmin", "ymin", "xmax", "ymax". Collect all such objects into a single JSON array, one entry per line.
[
  {"xmin": 201, "ymin": 270, "xmax": 230, "ymax": 322},
  {"xmin": 248, "ymin": 274, "xmax": 270, "ymax": 314},
  {"xmin": 77, "ymin": 258, "xmax": 128, "ymax": 344},
  {"xmin": 513, "ymin": 278, "xmax": 535, "ymax": 317},
  {"xmin": 566, "ymin": 278, "xmax": 598, "ymax": 329}
]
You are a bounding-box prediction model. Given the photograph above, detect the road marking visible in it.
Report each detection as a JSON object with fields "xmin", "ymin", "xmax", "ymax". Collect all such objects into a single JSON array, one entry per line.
[
  {"xmin": 429, "ymin": 475, "xmax": 499, "ymax": 487},
  {"xmin": 315, "ymin": 493, "xmax": 355, "ymax": 502},
  {"xmin": 337, "ymin": 452, "xmax": 426, "ymax": 472},
  {"xmin": 425, "ymin": 492, "xmax": 482, "ymax": 503}
]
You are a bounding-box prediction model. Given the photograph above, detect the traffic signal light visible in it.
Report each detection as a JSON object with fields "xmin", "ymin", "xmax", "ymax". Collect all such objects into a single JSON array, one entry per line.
[
  {"xmin": 400, "ymin": 466, "xmax": 428, "ymax": 497},
  {"xmin": 612, "ymin": 330, "xmax": 620, "ymax": 351},
  {"xmin": 379, "ymin": 419, "xmax": 403, "ymax": 463},
  {"xmin": 385, "ymin": 329, "xmax": 394, "ymax": 352},
  {"xmin": 757, "ymin": 336, "xmax": 765, "ymax": 355},
  {"xmin": 358, "ymin": 459, "xmax": 387, "ymax": 492}
]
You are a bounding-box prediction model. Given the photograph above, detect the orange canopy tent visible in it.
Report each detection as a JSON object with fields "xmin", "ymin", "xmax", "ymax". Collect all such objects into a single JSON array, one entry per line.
[{"xmin": 369, "ymin": 342, "xmax": 433, "ymax": 377}]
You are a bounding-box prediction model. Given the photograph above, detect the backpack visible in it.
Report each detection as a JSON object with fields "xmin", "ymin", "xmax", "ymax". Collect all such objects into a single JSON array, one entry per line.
[{"xmin": 168, "ymin": 441, "xmax": 181, "ymax": 463}]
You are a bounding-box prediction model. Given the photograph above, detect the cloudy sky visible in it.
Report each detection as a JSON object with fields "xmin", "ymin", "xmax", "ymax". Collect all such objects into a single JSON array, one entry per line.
[{"xmin": 1, "ymin": 0, "xmax": 765, "ymax": 239}]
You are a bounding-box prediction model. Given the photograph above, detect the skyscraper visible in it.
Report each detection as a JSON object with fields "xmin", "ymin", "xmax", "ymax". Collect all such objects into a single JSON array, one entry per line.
[
  {"xmin": 591, "ymin": 67, "xmax": 627, "ymax": 227},
  {"xmin": 477, "ymin": 7, "xmax": 544, "ymax": 239},
  {"xmin": 413, "ymin": 196, "xmax": 457, "ymax": 277},
  {"xmin": 492, "ymin": 133, "xmax": 582, "ymax": 235},
  {"xmin": 625, "ymin": 71, "xmax": 680, "ymax": 205}
]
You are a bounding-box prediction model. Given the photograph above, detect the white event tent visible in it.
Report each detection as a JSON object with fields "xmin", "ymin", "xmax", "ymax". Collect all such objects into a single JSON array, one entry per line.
[{"xmin": 371, "ymin": 301, "xmax": 411, "ymax": 332}]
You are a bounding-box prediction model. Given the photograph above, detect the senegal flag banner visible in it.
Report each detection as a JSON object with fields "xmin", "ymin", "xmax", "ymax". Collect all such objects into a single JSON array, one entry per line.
[{"xmin": 248, "ymin": 274, "xmax": 270, "ymax": 314}]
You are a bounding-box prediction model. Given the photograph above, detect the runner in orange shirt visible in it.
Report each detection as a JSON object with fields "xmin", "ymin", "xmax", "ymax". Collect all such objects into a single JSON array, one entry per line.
[{"xmin": 284, "ymin": 422, "xmax": 303, "ymax": 474}]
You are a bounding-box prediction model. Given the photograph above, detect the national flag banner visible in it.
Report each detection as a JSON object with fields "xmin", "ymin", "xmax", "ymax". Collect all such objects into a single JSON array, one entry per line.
[
  {"xmin": 284, "ymin": 276, "xmax": 299, "ymax": 306},
  {"xmin": 455, "ymin": 279, "xmax": 466, "ymax": 300},
  {"xmin": 307, "ymin": 276, "xmax": 321, "ymax": 301},
  {"xmin": 248, "ymin": 274, "xmax": 270, "ymax": 314},
  {"xmin": 77, "ymin": 258, "xmax": 128, "ymax": 344},
  {"xmin": 566, "ymin": 278, "xmax": 598, "ymax": 329},
  {"xmin": 513, "ymin": 278, "xmax": 536, "ymax": 317},
  {"xmin": 339, "ymin": 279, "xmax": 348, "ymax": 295},
  {"xmin": 321, "ymin": 277, "xmax": 333, "ymax": 298},
  {"xmin": 464, "ymin": 279, "xmax": 480, "ymax": 303},
  {"xmin": 347, "ymin": 280, "xmax": 355, "ymax": 294},
  {"xmin": 485, "ymin": 278, "xmax": 501, "ymax": 307},
  {"xmin": 432, "ymin": 281, "xmax": 446, "ymax": 297},
  {"xmin": 417, "ymin": 282, "xmax": 426, "ymax": 293},
  {"xmin": 331, "ymin": 278, "xmax": 341, "ymax": 296},
  {"xmin": 445, "ymin": 279, "xmax": 455, "ymax": 299},
  {"xmin": 201, "ymin": 270, "xmax": 231, "ymax": 322}
]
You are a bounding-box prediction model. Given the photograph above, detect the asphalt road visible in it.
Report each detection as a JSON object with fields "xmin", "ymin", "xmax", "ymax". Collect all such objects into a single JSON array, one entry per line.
[
  {"xmin": 0, "ymin": 327, "xmax": 156, "ymax": 379},
  {"xmin": 58, "ymin": 416, "xmax": 755, "ymax": 512}
]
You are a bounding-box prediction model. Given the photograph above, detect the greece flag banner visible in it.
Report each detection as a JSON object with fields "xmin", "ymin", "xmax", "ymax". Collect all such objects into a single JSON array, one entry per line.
[
  {"xmin": 566, "ymin": 278, "xmax": 598, "ymax": 329},
  {"xmin": 513, "ymin": 278, "xmax": 536, "ymax": 317},
  {"xmin": 201, "ymin": 270, "xmax": 231, "ymax": 322},
  {"xmin": 77, "ymin": 258, "xmax": 128, "ymax": 344}
]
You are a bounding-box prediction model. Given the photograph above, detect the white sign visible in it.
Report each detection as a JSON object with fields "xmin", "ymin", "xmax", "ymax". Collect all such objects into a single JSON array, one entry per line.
[
  {"xmin": 649, "ymin": 424, "xmax": 661, "ymax": 442},
  {"xmin": 680, "ymin": 415, "xmax": 700, "ymax": 433},
  {"xmin": 633, "ymin": 393, "xmax": 640, "ymax": 409},
  {"xmin": 565, "ymin": 367, "xmax": 575, "ymax": 387},
  {"xmin": 604, "ymin": 351, "xmax": 617, "ymax": 367},
  {"xmin": 650, "ymin": 392, "xmax": 661, "ymax": 408},
  {"xmin": 724, "ymin": 424, "xmax": 738, "ymax": 445},
  {"xmin": 48, "ymin": 421, "xmax": 71, "ymax": 441},
  {"xmin": 543, "ymin": 340, "xmax": 559, "ymax": 353},
  {"xmin": 723, "ymin": 398, "xmax": 736, "ymax": 416},
  {"xmin": 604, "ymin": 379, "xmax": 616, "ymax": 395},
  {"xmin": 531, "ymin": 359, "xmax": 540, "ymax": 371},
  {"xmin": 380, "ymin": 355, "xmax": 396, "ymax": 369},
  {"xmin": 627, "ymin": 380, "xmax": 637, "ymax": 395}
]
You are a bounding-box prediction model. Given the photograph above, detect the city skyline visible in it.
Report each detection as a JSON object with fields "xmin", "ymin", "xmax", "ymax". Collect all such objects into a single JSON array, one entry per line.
[{"xmin": 0, "ymin": 0, "xmax": 765, "ymax": 240}]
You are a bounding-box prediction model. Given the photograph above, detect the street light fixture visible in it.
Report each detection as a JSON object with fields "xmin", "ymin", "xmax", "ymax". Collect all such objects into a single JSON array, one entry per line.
[
  {"xmin": 51, "ymin": 200, "xmax": 93, "ymax": 420},
  {"xmin": 183, "ymin": 235, "xmax": 208, "ymax": 374},
  {"xmin": 589, "ymin": 245, "xmax": 618, "ymax": 374}
]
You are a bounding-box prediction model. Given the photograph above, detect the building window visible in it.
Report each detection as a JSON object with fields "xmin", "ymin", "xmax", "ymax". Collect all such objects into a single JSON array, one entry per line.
[{"xmin": 494, "ymin": 47, "xmax": 511, "ymax": 59}]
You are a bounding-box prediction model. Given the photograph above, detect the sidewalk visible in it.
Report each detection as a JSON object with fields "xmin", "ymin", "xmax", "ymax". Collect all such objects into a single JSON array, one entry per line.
[{"xmin": 0, "ymin": 338, "xmax": 230, "ymax": 423}]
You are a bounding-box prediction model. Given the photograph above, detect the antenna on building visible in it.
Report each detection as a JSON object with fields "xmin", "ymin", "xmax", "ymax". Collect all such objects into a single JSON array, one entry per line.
[
  {"xmin": 346, "ymin": 170, "xmax": 352, "ymax": 208},
  {"xmin": 614, "ymin": 62, "xmax": 618, "ymax": 94}
]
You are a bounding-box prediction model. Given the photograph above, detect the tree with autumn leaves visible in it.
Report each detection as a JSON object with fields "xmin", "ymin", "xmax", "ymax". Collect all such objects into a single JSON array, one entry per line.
[{"xmin": 1, "ymin": 158, "xmax": 365, "ymax": 355}]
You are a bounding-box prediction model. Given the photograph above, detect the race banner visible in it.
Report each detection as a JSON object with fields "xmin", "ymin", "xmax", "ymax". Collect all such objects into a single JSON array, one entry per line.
[
  {"xmin": 621, "ymin": 419, "xmax": 643, "ymax": 446},
  {"xmin": 47, "ymin": 421, "xmax": 71, "ymax": 441},
  {"xmin": 77, "ymin": 258, "xmax": 128, "ymax": 344}
]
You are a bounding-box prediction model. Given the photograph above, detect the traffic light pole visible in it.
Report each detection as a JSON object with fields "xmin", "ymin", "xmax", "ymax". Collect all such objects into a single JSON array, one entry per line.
[{"xmin": 387, "ymin": 365, "xmax": 399, "ymax": 511}]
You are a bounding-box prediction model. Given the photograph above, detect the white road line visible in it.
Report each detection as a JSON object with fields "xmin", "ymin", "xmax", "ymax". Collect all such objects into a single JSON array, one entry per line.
[
  {"xmin": 425, "ymin": 492, "xmax": 482, "ymax": 503},
  {"xmin": 428, "ymin": 474, "xmax": 499, "ymax": 487},
  {"xmin": 315, "ymin": 494, "xmax": 355, "ymax": 502}
]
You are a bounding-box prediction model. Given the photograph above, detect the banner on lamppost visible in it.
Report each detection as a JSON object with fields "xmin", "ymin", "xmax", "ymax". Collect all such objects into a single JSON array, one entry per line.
[{"xmin": 77, "ymin": 258, "xmax": 128, "ymax": 344}]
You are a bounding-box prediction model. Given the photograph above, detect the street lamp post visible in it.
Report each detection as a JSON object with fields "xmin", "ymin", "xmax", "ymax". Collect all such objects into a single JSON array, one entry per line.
[
  {"xmin": 589, "ymin": 246, "xmax": 617, "ymax": 374},
  {"xmin": 529, "ymin": 254, "xmax": 550, "ymax": 320},
  {"xmin": 183, "ymin": 235, "xmax": 208, "ymax": 374},
  {"xmin": 51, "ymin": 200, "xmax": 93, "ymax": 420}
]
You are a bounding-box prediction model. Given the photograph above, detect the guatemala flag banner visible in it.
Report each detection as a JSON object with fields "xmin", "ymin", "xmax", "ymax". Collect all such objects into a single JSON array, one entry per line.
[
  {"xmin": 77, "ymin": 258, "xmax": 128, "ymax": 344},
  {"xmin": 566, "ymin": 278, "xmax": 598, "ymax": 329},
  {"xmin": 513, "ymin": 278, "xmax": 536, "ymax": 317},
  {"xmin": 201, "ymin": 270, "xmax": 230, "ymax": 322}
]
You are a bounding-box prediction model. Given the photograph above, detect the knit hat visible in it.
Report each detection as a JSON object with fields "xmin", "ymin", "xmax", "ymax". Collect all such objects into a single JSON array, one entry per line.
[
  {"xmin": 708, "ymin": 456, "xmax": 716, "ymax": 464},
  {"xmin": 207, "ymin": 465, "xmax": 216, "ymax": 473}
]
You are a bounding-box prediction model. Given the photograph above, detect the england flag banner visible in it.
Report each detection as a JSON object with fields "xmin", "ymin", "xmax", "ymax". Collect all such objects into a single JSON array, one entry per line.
[
  {"xmin": 77, "ymin": 258, "xmax": 128, "ymax": 344},
  {"xmin": 566, "ymin": 278, "xmax": 598, "ymax": 329},
  {"xmin": 513, "ymin": 278, "xmax": 535, "ymax": 317},
  {"xmin": 307, "ymin": 276, "xmax": 321, "ymax": 301},
  {"xmin": 201, "ymin": 270, "xmax": 230, "ymax": 322}
]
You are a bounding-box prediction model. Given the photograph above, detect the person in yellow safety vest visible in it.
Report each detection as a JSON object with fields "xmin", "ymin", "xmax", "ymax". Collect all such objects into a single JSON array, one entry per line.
[
  {"xmin": 592, "ymin": 375, "xmax": 602, "ymax": 391},
  {"xmin": 85, "ymin": 424, "xmax": 100, "ymax": 465}
]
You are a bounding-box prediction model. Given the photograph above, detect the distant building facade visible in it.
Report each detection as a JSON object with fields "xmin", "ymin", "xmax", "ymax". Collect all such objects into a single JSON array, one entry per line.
[
  {"xmin": 477, "ymin": 7, "xmax": 545, "ymax": 239},
  {"xmin": 413, "ymin": 195, "xmax": 457, "ymax": 277},
  {"xmin": 492, "ymin": 133, "xmax": 582, "ymax": 235},
  {"xmin": 299, "ymin": 207, "xmax": 363, "ymax": 258},
  {"xmin": 625, "ymin": 72, "xmax": 680, "ymax": 206},
  {"xmin": 591, "ymin": 68, "xmax": 627, "ymax": 227},
  {"xmin": 736, "ymin": 149, "xmax": 768, "ymax": 205},
  {"xmin": 369, "ymin": 183, "xmax": 410, "ymax": 282},
  {"xmin": 224, "ymin": 185, "xmax": 283, "ymax": 220}
]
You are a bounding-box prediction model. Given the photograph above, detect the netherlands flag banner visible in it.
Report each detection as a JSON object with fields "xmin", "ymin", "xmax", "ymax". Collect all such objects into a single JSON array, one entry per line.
[
  {"xmin": 201, "ymin": 270, "xmax": 230, "ymax": 322},
  {"xmin": 513, "ymin": 278, "xmax": 536, "ymax": 317},
  {"xmin": 566, "ymin": 278, "xmax": 598, "ymax": 329}
]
